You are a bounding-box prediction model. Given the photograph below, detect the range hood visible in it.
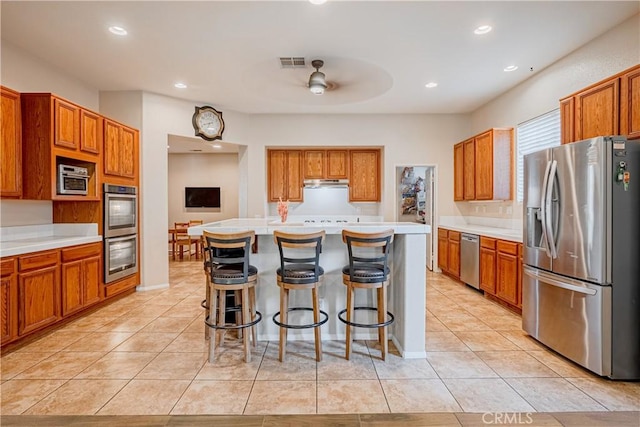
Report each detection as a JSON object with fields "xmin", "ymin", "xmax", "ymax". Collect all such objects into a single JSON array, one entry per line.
[{"xmin": 303, "ymin": 179, "xmax": 349, "ymax": 188}]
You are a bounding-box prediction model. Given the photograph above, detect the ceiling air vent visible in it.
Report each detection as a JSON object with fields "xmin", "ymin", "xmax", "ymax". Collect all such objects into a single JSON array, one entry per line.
[{"xmin": 279, "ymin": 57, "xmax": 306, "ymax": 68}]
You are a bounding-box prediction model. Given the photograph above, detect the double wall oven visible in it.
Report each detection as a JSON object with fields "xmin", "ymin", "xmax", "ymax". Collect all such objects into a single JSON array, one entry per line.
[{"xmin": 103, "ymin": 184, "xmax": 138, "ymax": 283}]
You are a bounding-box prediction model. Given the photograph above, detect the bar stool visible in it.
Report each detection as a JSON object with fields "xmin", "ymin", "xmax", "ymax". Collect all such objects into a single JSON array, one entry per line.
[
  {"xmin": 272, "ymin": 230, "xmax": 328, "ymax": 362},
  {"xmin": 338, "ymin": 229, "xmax": 395, "ymax": 361},
  {"xmin": 202, "ymin": 230, "xmax": 262, "ymax": 363}
]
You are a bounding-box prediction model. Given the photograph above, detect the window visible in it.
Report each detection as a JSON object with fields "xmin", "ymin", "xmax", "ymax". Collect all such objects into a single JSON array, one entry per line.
[{"xmin": 516, "ymin": 109, "xmax": 561, "ymax": 202}]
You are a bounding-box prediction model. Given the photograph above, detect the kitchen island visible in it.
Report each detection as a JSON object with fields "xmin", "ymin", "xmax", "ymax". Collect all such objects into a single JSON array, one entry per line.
[{"xmin": 189, "ymin": 218, "xmax": 430, "ymax": 358}]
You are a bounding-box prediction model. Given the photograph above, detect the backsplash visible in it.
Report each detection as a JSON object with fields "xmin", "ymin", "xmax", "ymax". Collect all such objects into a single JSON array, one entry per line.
[
  {"xmin": 440, "ymin": 215, "xmax": 522, "ymax": 231},
  {"xmin": 456, "ymin": 200, "xmax": 523, "ymax": 220},
  {"xmin": 267, "ymin": 187, "xmax": 381, "ymax": 217},
  {"xmin": 0, "ymin": 200, "xmax": 52, "ymax": 226}
]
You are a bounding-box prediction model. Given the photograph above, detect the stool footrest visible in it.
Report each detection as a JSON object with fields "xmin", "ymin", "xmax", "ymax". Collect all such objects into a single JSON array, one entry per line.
[
  {"xmin": 272, "ymin": 307, "xmax": 329, "ymax": 330},
  {"xmin": 205, "ymin": 310, "xmax": 262, "ymax": 330},
  {"xmin": 337, "ymin": 306, "xmax": 395, "ymax": 328}
]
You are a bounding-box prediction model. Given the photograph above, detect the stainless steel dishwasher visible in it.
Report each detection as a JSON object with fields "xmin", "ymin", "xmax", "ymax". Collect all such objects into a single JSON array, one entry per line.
[{"xmin": 460, "ymin": 233, "xmax": 480, "ymax": 289}]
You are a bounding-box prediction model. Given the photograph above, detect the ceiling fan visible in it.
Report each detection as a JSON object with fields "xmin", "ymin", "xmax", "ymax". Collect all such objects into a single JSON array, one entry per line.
[{"xmin": 308, "ymin": 59, "xmax": 330, "ymax": 95}]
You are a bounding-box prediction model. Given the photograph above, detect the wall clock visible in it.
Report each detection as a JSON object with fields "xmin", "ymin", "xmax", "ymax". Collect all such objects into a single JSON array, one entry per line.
[{"xmin": 192, "ymin": 105, "xmax": 225, "ymax": 141}]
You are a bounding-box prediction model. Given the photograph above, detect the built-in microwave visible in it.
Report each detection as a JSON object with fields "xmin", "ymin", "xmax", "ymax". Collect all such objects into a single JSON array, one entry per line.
[
  {"xmin": 58, "ymin": 164, "xmax": 89, "ymax": 195},
  {"xmin": 104, "ymin": 234, "xmax": 138, "ymax": 283},
  {"xmin": 103, "ymin": 184, "xmax": 137, "ymax": 238}
]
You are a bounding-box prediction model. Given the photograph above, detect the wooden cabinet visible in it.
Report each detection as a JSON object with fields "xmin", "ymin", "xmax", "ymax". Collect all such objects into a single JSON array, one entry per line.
[
  {"xmin": 453, "ymin": 129, "xmax": 513, "ymax": 201},
  {"xmin": 453, "ymin": 143, "xmax": 464, "ymax": 201},
  {"xmin": 496, "ymin": 240, "xmax": 519, "ymax": 307},
  {"xmin": 20, "ymin": 93, "xmax": 101, "ymax": 200},
  {"xmin": 463, "ymin": 138, "xmax": 475, "ymax": 200},
  {"xmin": 620, "ymin": 65, "xmax": 640, "ymax": 140},
  {"xmin": 103, "ymin": 119, "xmax": 137, "ymax": 182},
  {"xmin": 479, "ymin": 237, "xmax": 497, "ymax": 294},
  {"xmin": 437, "ymin": 228, "xmax": 449, "ymax": 273},
  {"xmin": 349, "ymin": 149, "xmax": 381, "ymax": 202},
  {"xmin": 61, "ymin": 243, "xmax": 102, "ymax": 317},
  {"xmin": 560, "ymin": 64, "xmax": 640, "ymax": 144},
  {"xmin": 303, "ymin": 150, "xmax": 325, "ymax": 179},
  {"xmin": 0, "ymin": 86, "xmax": 22, "ymax": 198},
  {"xmin": 267, "ymin": 149, "xmax": 303, "ymax": 202},
  {"xmin": 447, "ymin": 231, "xmax": 461, "ymax": 279},
  {"xmin": 17, "ymin": 250, "xmax": 60, "ymax": 336},
  {"xmin": 518, "ymin": 243, "xmax": 523, "ymax": 308},
  {"xmin": 1, "ymin": 258, "xmax": 18, "ymax": 345},
  {"xmin": 326, "ymin": 150, "xmax": 349, "ymax": 179}
]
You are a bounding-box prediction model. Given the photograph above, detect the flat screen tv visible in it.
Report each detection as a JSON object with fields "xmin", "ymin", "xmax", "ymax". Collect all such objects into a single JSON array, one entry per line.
[{"xmin": 185, "ymin": 187, "xmax": 221, "ymax": 208}]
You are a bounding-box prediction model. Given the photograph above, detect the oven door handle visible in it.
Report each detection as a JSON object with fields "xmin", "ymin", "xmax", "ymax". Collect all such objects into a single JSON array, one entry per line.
[{"xmin": 105, "ymin": 235, "xmax": 137, "ymax": 243}]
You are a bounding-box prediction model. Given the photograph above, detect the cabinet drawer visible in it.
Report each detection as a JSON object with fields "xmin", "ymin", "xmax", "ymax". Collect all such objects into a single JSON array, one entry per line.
[
  {"xmin": 61, "ymin": 242, "xmax": 101, "ymax": 262},
  {"xmin": 1, "ymin": 258, "xmax": 16, "ymax": 276},
  {"xmin": 480, "ymin": 237, "xmax": 496, "ymax": 249},
  {"xmin": 18, "ymin": 250, "xmax": 59, "ymax": 272},
  {"xmin": 497, "ymin": 240, "xmax": 518, "ymax": 255},
  {"xmin": 438, "ymin": 228, "xmax": 448, "ymax": 239},
  {"xmin": 448, "ymin": 231, "xmax": 461, "ymax": 242}
]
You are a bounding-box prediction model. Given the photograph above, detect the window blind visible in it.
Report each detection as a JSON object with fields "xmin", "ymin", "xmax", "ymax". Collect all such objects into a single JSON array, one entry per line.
[{"xmin": 516, "ymin": 109, "xmax": 561, "ymax": 202}]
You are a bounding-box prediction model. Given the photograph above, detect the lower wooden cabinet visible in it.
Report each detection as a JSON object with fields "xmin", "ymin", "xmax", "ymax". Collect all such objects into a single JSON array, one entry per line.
[
  {"xmin": 496, "ymin": 240, "xmax": 519, "ymax": 307},
  {"xmin": 479, "ymin": 237, "xmax": 497, "ymax": 294},
  {"xmin": 18, "ymin": 250, "xmax": 61, "ymax": 336},
  {"xmin": 447, "ymin": 231, "xmax": 461, "ymax": 279},
  {"xmin": 61, "ymin": 242, "xmax": 102, "ymax": 316},
  {"xmin": 1, "ymin": 258, "xmax": 18, "ymax": 345},
  {"xmin": 437, "ymin": 228, "xmax": 448, "ymax": 273}
]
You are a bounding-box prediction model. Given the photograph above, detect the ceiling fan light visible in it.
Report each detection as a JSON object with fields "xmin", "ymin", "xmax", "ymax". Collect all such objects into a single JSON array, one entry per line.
[{"xmin": 309, "ymin": 70, "xmax": 327, "ymax": 95}]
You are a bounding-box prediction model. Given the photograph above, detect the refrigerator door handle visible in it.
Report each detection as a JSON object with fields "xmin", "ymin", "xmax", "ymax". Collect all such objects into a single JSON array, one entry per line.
[
  {"xmin": 539, "ymin": 160, "xmax": 552, "ymax": 257},
  {"xmin": 544, "ymin": 160, "xmax": 558, "ymax": 259},
  {"xmin": 524, "ymin": 267, "xmax": 597, "ymax": 296}
]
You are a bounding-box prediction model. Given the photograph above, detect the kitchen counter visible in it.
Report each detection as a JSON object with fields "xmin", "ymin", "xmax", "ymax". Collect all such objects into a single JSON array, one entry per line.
[
  {"xmin": 0, "ymin": 224, "xmax": 101, "ymax": 257},
  {"xmin": 438, "ymin": 217, "xmax": 522, "ymax": 242},
  {"xmin": 189, "ymin": 218, "xmax": 430, "ymax": 359}
]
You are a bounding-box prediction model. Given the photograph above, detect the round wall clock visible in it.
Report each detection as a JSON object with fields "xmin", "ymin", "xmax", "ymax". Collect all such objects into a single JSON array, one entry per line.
[{"xmin": 192, "ymin": 105, "xmax": 225, "ymax": 141}]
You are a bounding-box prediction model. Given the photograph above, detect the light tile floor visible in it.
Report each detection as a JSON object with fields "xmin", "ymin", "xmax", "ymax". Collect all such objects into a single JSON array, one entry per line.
[{"xmin": 1, "ymin": 260, "xmax": 639, "ymax": 418}]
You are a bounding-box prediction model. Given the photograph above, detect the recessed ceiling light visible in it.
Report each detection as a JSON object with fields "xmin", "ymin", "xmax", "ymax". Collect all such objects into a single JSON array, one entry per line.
[
  {"xmin": 474, "ymin": 25, "xmax": 492, "ymax": 35},
  {"xmin": 504, "ymin": 65, "xmax": 518, "ymax": 72},
  {"xmin": 309, "ymin": 0, "xmax": 327, "ymax": 4},
  {"xmin": 425, "ymin": 82, "xmax": 438, "ymax": 89},
  {"xmin": 108, "ymin": 26, "xmax": 127, "ymax": 36},
  {"xmin": 211, "ymin": 144, "xmax": 222, "ymax": 149},
  {"xmin": 174, "ymin": 82, "xmax": 187, "ymax": 89}
]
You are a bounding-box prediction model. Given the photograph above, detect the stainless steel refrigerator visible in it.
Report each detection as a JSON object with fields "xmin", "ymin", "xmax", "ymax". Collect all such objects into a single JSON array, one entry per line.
[{"xmin": 522, "ymin": 135, "xmax": 640, "ymax": 380}]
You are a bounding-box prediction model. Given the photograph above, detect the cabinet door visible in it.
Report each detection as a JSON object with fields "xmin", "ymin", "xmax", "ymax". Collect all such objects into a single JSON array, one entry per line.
[
  {"xmin": 453, "ymin": 143, "xmax": 464, "ymax": 201},
  {"xmin": 120, "ymin": 126, "xmax": 136, "ymax": 178},
  {"xmin": 496, "ymin": 251, "xmax": 518, "ymax": 306},
  {"xmin": 0, "ymin": 87, "xmax": 22, "ymax": 197},
  {"xmin": 326, "ymin": 150, "xmax": 348, "ymax": 179},
  {"xmin": 304, "ymin": 150, "xmax": 325, "ymax": 179},
  {"xmin": 560, "ymin": 97, "xmax": 575, "ymax": 144},
  {"xmin": 54, "ymin": 98, "xmax": 80, "ymax": 150},
  {"xmin": 286, "ymin": 150, "xmax": 303, "ymax": 202},
  {"xmin": 620, "ymin": 65, "xmax": 640, "ymax": 140},
  {"xmin": 480, "ymin": 247, "xmax": 496, "ymax": 295},
  {"xmin": 61, "ymin": 260, "xmax": 83, "ymax": 316},
  {"xmin": 1, "ymin": 258, "xmax": 17, "ymax": 345},
  {"xmin": 448, "ymin": 238, "xmax": 460, "ymax": 279},
  {"xmin": 83, "ymin": 256, "xmax": 102, "ymax": 307},
  {"xmin": 575, "ymin": 78, "xmax": 619, "ymax": 141},
  {"xmin": 268, "ymin": 150, "xmax": 287, "ymax": 202},
  {"xmin": 350, "ymin": 150, "xmax": 381, "ymax": 202},
  {"xmin": 518, "ymin": 243, "xmax": 523, "ymax": 308},
  {"xmin": 104, "ymin": 120, "xmax": 122, "ymax": 176},
  {"xmin": 474, "ymin": 131, "xmax": 493, "ymax": 200},
  {"xmin": 463, "ymin": 139, "xmax": 475, "ymax": 200},
  {"xmin": 80, "ymin": 109, "xmax": 102, "ymax": 154},
  {"xmin": 437, "ymin": 229, "xmax": 449, "ymax": 273},
  {"xmin": 18, "ymin": 265, "xmax": 60, "ymax": 336}
]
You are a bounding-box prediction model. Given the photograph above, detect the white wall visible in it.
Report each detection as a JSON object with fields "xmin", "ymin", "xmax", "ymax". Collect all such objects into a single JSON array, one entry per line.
[
  {"xmin": 464, "ymin": 13, "xmax": 640, "ymax": 222},
  {"xmin": 168, "ymin": 153, "xmax": 240, "ymax": 226}
]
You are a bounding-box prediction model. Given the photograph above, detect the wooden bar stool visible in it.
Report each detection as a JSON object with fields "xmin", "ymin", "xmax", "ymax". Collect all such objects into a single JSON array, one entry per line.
[
  {"xmin": 202, "ymin": 230, "xmax": 261, "ymax": 363},
  {"xmin": 338, "ymin": 229, "xmax": 395, "ymax": 361},
  {"xmin": 272, "ymin": 230, "xmax": 328, "ymax": 362}
]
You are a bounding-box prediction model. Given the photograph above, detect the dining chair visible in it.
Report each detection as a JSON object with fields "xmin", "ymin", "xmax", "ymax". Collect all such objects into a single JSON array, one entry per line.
[{"xmin": 174, "ymin": 222, "xmax": 196, "ymax": 260}]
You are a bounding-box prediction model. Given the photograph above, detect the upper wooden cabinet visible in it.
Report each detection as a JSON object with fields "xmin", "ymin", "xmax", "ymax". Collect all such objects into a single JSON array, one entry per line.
[
  {"xmin": 326, "ymin": 150, "xmax": 349, "ymax": 179},
  {"xmin": 1, "ymin": 87, "xmax": 22, "ymax": 198},
  {"xmin": 453, "ymin": 143, "xmax": 464, "ymax": 201},
  {"xmin": 303, "ymin": 150, "xmax": 325, "ymax": 179},
  {"xmin": 103, "ymin": 119, "xmax": 138, "ymax": 183},
  {"xmin": 349, "ymin": 149, "xmax": 381, "ymax": 202},
  {"xmin": 453, "ymin": 128, "xmax": 513, "ymax": 201},
  {"xmin": 560, "ymin": 64, "xmax": 640, "ymax": 143},
  {"xmin": 303, "ymin": 149, "xmax": 349, "ymax": 180},
  {"xmin": 267, "ymin": 149, "xmax": 303, "ymax": 202}
]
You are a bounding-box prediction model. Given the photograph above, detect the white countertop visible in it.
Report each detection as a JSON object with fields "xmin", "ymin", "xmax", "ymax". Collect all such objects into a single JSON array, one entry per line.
[
  {"xmin": 438, "ymin": 216, "xmax": 523, "ymax": 242},
  {"xmin": 0, "ymin": 224, "xmax": 101, "ymax": 257},
  {"xmin": 188, "ymin": 218, "xmax": 431, "ymax": 236}
]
